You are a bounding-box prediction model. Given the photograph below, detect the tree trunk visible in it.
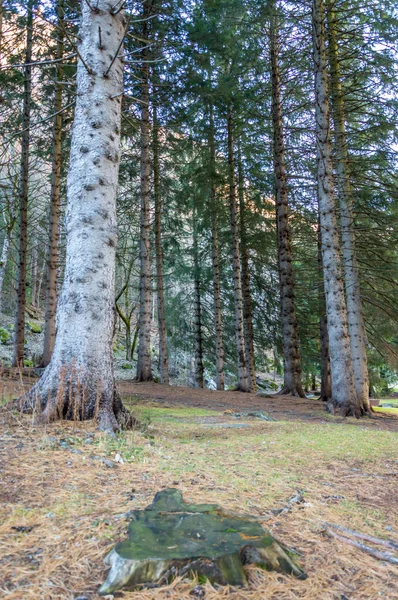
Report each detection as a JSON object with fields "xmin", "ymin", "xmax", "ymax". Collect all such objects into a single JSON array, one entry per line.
[
  {"xmin": 12, "ymin": 0, "xmax": 35, "ymax": 367},
  {"xmin": 326, "ymin": 1, "xmax": 370, "ymax": 413},
  {"xmin": 0, "ymin": 0, "xmax": 3, "ymax": 66},
  {"xmin": 227, "ymin": 107, "xmax": 248, "ymax": 392},
  {"xmin": 312, "ymin": 0, "xmax": 361, "ymax": 417},
  {"xmin": 136, "ymin": 2, "xmax": 152, "ymax": 382},
  {"xmin": 153, "ymin": 82, "xmax": 169, "ymax": 384},
  {"xmin": 237, "ymin": 139, "xmax": 256, "ymax": 392},
  {"xmin": 0, "ymin": 233, "xmax": 10, "ymax": 308},
  {"xmin": 208, "ymin": 100, "xmax": 224, "ymax": 390},
  {"xmin": 35, "ymin": 254, "xmax": 45, "ymax": 308},
  {"xmin": 20, "ymin": 0, "xmax": 133, "ymax": 433},
  {"xmin": 193, "ymin": 206, "xmax": 204, "ymax": 388},
  {"xmin": 270, "ymin": 10, "xmax": 305, "ymax": 398},
  {"xmin": 31, "ymin": 242, "xmax": 38, "ymax": 306},
  {"xmin": 318, "ymin": 220, "xmax": 332, "ymax": 403},
  {"xmin": 41, "ymin": 0, "xmax": 64, "ymax": 367}
]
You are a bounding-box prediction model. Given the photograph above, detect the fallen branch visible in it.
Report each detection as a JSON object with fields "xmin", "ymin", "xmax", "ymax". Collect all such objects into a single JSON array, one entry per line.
[
  {"xmin": 272, "ymin": 490, "xmax": 305, "ymax": 515},
  {"xmin": 325, "ymin": 523, "xmax": 398, "ymax": 551},
  {"xmin": 343, "ymin": 472, "xmax": 398, "ymax": 479},
  {"xmin": 232, "ymin": 411, "xmax": 276, "ymax": 422},
  {"xmin": 325, "ymin": 528, "xmax": 398, "ymax": 565}
]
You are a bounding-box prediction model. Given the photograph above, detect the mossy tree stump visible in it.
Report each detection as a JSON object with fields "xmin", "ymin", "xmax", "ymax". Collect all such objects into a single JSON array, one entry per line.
[{"xmin": 99, "ymin": 489, "xmax": 306, "ymax": 595}]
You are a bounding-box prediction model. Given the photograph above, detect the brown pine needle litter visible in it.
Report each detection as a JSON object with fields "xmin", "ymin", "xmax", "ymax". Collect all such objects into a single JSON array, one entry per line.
[{"xmin": 0, "ymin": 383, "xmax": 397, "ymax": 599}]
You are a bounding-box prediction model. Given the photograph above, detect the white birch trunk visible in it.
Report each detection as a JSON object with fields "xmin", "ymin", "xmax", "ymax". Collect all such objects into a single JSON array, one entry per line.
[
  {"xmin": 326, "ymin": 1, "xmax": 370, "ymax": 412},
  {"xmin": 21, "ymin": 0, "xmax": 133, "ymax": 432},
  {"xmin": 312, "ymin": 0, "xmax": 361, "ymax": 416}
]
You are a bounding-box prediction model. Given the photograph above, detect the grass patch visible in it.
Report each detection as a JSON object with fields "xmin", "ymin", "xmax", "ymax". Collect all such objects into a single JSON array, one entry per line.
[{"xmin": 0, "ymin": 400, "xmax": 397, "ymax": 599}]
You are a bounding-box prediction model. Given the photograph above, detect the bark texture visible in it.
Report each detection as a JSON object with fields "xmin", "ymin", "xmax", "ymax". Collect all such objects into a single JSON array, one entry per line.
[
  {"xmin": 0, "ymin": 234, "xmax": 9, "ymax": 305},
  {"xmin": 193, "ymin": 207, "xmax": 204, "ymax": 388},
  {"xmin": 20, "ymin": 0, "xmax": 133, "ymax": 432},
  {"xmin": 208, "ymin": 101, "xmax": 225, "ymax": 390},
  {"xmin": 326, "ymin": 1, "xmax": 370, "ymax": 413},
  {"xmin": 136, "ymin": 1, "xmax": 153, "ymax": 381},
  {"xmin": 153, "ymin": 87, "xmax": 169, "ymax": 384},
  {"xmin": 318, "ymin": 221, "xmax": 332, "ymax": 402},
  {"xmin": 270, "ymin": 11, "xmax": 304, "ymax": 398},
  {"xmin": 237, "ymin": 140, "xmax": 256, "ymax": 392},
  {"xmin": 13, "ymin": 0, "xmax": 35, "ymax": 367},
  {"xmin": 227, "ymin": 108, "xmax": 248, "ymax": 392},
  {"xmin": 312, "ymin": 0, "xmax": 361, "ymax": 417},
  {"xmin": 41, "ymin": 0, "xmax": 65, "ymax": 367}
]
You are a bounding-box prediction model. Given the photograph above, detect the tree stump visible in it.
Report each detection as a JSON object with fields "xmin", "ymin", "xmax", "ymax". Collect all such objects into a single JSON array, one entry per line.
[{"xmin": 99, "ymin": 489, "xmax": 306, "ymax": 595}]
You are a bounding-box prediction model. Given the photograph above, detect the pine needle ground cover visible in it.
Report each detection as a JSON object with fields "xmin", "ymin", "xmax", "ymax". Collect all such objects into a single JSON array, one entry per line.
[{"xmin": 0, "ymin": 383, "xmax": 397, "ymax": 599}]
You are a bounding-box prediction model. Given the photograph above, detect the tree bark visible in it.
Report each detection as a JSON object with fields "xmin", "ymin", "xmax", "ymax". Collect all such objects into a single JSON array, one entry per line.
[
  {"xmin": 193, "ymin": 206, "xmax": 204, "ymax": 388},
  {"xmin": 312, "ymin": 0, "xmax": 361, "ymax": 417},
  {"xmin": 31, "ymin": 242, "xmax": 38, "ymax": 305},
  {"xmin": 227, "ymin": 107, "xmax": 248, "ymax": 392},
  {"xmin": 136, "ymin": 1, "xmax": 153, "ymax": 382},
  {"xmin": 326, "ymin": 0, "xmax": 370, "ymax": 413},
  {"xmin": 12, "ymin": 0, "xmax": 35, "ymax": 367},
  {"xmin": 318, "ymin": 220, "xmax": 331, "ymax": 402},
  {"xmin": 20, "ymin": 0, "xmax": 133, "ymax": 432},
  {"xmin": 237, "ymin": 139, "xmax": 256, "ymax": 392},
  {"xmin": 0, "ymin": 0, "xmax": 3, "ymax": 66},
  {"xmin": 208, "ymin": 100, "xmax": 224, "ymax": 390},
  {"xmin": 153, "ymin": 80, "xmax": 169, "ymax": 384},
  {"xmin": 270, "ymin": 9, "xmax": 305, "ymax": 398},
  {"xmin": 41, "ymin": 0, "xmax": 64, "ymax": 367},
  {"xmin": 0, "ymin": 233, "xmax": 10, "ymax": 307}
]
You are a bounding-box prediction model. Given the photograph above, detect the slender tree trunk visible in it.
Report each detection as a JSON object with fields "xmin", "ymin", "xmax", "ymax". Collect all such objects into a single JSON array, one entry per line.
[
  {"xmin": 270, "ymin": 11, "xmax": 305, "ymax": 397},
  {"xmin": 326, "ymin": 1, "xmax": 370, "ymax": 413},
  {"xmin": 36, "ymin": 256, "xmax": 45, "ymax": 308},
  {"xmin": 0, "ymin": 0, "xmax": 3, "ymax": 66},
  {"xmin": 13, "ymin": 0, "xmax": 35, "ymax": 367},
  {"xmin": 31, "ymin": 242, "xmax": 37, "ymax": 305},
  {"xmin": 237, "ymin": 140, "xmax": 256, "ymax": 392},
  {"xmin": 317, "ymin": 220, "xmax": 331, "ymax": 402},
  {"xmin": 20, "ymin": 0, "xmax": 133, "ymax": 432},
  {"xmin": 136, "ymin": 2, "xmax": 152, "ymax": 381},
  {"xmin": 227, "ymin": 107, "xmax": 248, "ymax": 392},
  {"xmin": 193, "ymin": 206, "xmax": 204, "ymax": 388},
  {"xmin": 312, "ymin": 0, "xmax": 361, "ymax": 417},
  {"xmin": 153, "ymin": 84, "xmax": 169, "ymax": 384},
  {"xmin": 208, "ymin": 101, "xmax": 224, "ymax": 390},
  {"xmin": 41, "ymin": 0, "xmax": 64, "ymax": 366},
  {"xmin": 0, "ymin": 233, "xmax": 10, "ymax": 307}
]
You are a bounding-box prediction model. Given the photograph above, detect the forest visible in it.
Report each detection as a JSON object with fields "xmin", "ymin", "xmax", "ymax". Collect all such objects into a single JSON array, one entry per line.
[{"xmin": 0, "ymin": 0, "xmax": 397, "ymax": 598}]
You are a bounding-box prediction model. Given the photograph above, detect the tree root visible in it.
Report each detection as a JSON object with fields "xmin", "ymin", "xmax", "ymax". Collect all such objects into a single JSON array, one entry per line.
[
  {"xmin": 277, "ymin": 386, "xmax": 306, "ymax": 398},
  {"xmin": 15, "ymin": 369, "xmax": 137, "ymax": 434}
]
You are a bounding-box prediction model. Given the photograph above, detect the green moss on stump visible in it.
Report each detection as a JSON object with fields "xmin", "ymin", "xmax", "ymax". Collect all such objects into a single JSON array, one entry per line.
[{"xmin": 99, "ymin": 489, "xmax": 306, "ymax": 595}]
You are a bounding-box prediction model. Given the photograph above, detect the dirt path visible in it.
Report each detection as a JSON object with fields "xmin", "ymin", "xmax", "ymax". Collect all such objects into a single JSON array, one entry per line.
[{"xmin": 118, "ymin": 380, "xmax": 398, "ymax": 432}]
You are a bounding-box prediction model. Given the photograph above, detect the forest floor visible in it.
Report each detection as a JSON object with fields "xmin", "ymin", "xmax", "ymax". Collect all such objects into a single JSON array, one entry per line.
[{"xmin": 0, "ymin": 376, "xmax": 397, "ymax": 599}]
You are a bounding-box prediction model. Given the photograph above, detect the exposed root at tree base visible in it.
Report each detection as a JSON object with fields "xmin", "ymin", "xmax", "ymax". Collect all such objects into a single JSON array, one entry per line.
[
  {"xmin": 15, "ymin": 372, "xmax": 138, "ymax": 434},
  {"xmin": 278, "ymin": 386, "xmax": 307, "ymax": 398}
]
